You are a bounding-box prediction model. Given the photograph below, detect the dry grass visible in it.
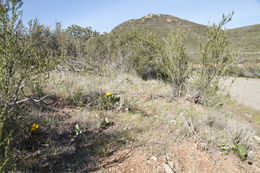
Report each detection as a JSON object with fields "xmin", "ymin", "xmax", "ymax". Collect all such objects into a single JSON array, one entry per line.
[
  {"xmin": 8, "ymin": 71, "xmax": 260, "ymax": 172},
  {"xmin": 46, "ymin": 71, "xmax": 172, "ymax": 99}
]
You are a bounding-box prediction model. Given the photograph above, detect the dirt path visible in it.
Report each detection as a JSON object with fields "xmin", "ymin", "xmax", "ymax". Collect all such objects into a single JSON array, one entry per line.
[{"xmin": 224, "ymin": 78, "xmax": 260, "ymax": 110}]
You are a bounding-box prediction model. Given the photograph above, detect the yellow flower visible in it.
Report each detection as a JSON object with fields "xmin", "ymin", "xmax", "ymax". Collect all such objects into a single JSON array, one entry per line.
[
  {"xmin": 31, "ymin": 123, "xmax": 35, "ymax": 131},
  {"xmin": 105, "ymin": 92, "xmax": 111, "ymax": 96},
  {"xmin": 31, "ymin": 123, "xmax": 39, "ymax": 131},
  {"xmin": 232, "ymin": 145, "xmax": 236, "ymax": 149}
]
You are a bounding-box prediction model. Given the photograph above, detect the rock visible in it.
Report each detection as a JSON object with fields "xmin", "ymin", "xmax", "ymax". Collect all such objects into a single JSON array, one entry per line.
[
  {"xmin": 150, "ymin": 156, "xmax": 158, "ymax": 161},
  {"xmin": 169, "ymin": 120, "xmax": 177, "ymax": 124},
  {"xmin": 163, "ymin": 163, "xmax": 175, "ymax": 173},
  {"xmin": 168, "ymin": 161, "xmax": 174, "ymax": 169},
  {"xmin": 166, "ymin": 18, "xmax": 174, "ymax": 23},
  {"xmin": 253, "ymin": 136, "xmax": 260, "ymax": 144},
  {"xmin": 145, "ymin": 13, "xmax": 153, "ymax": 19}
]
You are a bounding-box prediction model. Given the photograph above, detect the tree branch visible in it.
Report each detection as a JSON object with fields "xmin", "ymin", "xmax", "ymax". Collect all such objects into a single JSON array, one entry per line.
[
  {"xmin": 0, "ymin": 95, "xmax": 71, "ymax": 117},
  {"xmin": 0, "ymin": 95, "xmax": 49, "ymax": 108}
]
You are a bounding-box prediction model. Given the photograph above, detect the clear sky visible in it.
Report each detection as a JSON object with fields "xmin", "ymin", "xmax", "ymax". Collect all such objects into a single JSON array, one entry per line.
[{"xmin": 21, "ymin": 0, "xmax": 260, "ymax": 33}]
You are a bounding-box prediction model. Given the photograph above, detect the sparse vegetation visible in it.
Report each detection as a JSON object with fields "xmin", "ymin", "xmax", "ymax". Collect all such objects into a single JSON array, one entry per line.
[
  {"xmin": 230, "ymin": 63, "xmax": 260, "ymax": 78},
  {"xmin": 0, "ymin": 1, "xmax": 259, "ymax": 172}
]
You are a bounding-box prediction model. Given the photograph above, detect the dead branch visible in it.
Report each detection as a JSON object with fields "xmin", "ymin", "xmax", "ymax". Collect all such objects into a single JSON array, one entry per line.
[
  {"xmin": 37, "ymin": 99, "xmax": 71, "ymax": 117},
  {"xmin": 179, "ymin": 112, "xmax": 200, "ymax": 140},
  {"xmin": 179, "ymin": 112, "xmax": 192, "ymax": 132},
  {"xmin": 0, "ymin": 95, "xmax": 49, "ymax": 108},
  {"xmin": 0, "ymin": 95, "xmax": 71, "ymax": 117}
]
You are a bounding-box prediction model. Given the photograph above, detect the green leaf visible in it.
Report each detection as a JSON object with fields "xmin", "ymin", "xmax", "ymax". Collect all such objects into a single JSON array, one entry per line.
[
  {"xmin": 75, "ymin": 124, "xmax": 80, "ymax": 131},
  {"xmin": 237, "ymin": 144, "xmax": 248, "ymax": 160},
  {"xmin": 74, "ymin": 124, "xmax": 80, "ymax": 135},
  {"xmin": 105, "ymin": 117, "xmax": 109, "ymax": 123},
  {"xmin": 97, "ymin": 121, "xmax": 102, "ymax": 129}
]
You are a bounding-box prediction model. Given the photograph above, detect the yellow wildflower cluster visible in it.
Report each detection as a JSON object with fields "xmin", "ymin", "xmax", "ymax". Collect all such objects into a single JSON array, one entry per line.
[{"xmin": 31, "ymin": 123, "xmax": 39, "ymax": 131}]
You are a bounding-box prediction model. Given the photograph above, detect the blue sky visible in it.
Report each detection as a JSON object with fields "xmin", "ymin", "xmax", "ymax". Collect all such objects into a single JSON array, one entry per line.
[{"xmin": 21, "ymin": 0, "xmax": 260, "ymax": 33}]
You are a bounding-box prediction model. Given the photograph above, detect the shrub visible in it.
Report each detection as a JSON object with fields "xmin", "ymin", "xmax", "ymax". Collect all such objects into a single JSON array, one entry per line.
[
  {"xmin": 84, "ymin": 34, "xmax": 112, "ymax": 73},
  {"xmin": 0, "ymin": 0, "xmax": 60, "ymax": 170},
  {"xmin": 159, "ymin": 30, "xmax": 189, "ymax": 97},
  {"xmin": 130, "ymin": 31, "xmax": 163, "ymax": 80},
  {"xmin": 118, "ymin": 30, "xmax": 165, "ymax": 80},
  {"xmin": 194, "ymin": 12, "xmax": 236, "ymax": 105}
]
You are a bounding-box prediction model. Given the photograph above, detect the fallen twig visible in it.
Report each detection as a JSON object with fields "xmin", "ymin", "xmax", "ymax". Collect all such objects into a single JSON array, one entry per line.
[
  {"xmin": 32, "ymin": 98, "xmax": 71, "ymax": 117},
  {"xmin": 179, "ymin": 112, "xmax": 192, "ymax": 132},
  {"xmin": 179, "ymin": 112, "xmax": 200, "ymax": 140}
]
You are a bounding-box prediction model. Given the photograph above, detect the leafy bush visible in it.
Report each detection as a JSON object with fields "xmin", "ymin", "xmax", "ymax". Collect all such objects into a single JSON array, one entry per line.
[
  {"xmin": 117, "ymin": 30, "xmax": 165, "ymax": 80},
  {"xmin": 130, "ymin": 31, "xmax": 163, "ymax": 80},
  {"xmin": 0, "ymin": 0, "xmax": 62, "ymax": 170},
  {"xmin": 193, "ymin": 12, "xmax": 236, "ymax": 105},
  {"xmin": 84, "ymin": 34, "xmax": 112, "ymax": 73},
  {"xmin": 159, "ymin": 30, "xmax": 189, "ymax": 97}
]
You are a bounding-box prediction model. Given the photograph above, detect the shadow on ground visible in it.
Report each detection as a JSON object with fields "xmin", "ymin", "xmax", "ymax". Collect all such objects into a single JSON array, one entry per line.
[{"xmin": 14, "ymin": 122, "xmax": 133, "ymax": 172}]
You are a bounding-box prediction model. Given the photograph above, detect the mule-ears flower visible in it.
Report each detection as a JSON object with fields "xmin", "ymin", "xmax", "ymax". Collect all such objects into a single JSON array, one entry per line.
[
  {"xmin": 31, "ymin": 123, "xmax": 39, "ymax": 131},
  {"xmin": 105, "ymin": 92, "xmax": 111, "ymax": 96}
]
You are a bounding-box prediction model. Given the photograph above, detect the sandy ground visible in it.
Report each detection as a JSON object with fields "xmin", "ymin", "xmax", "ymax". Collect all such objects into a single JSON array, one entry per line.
[{"xmin": 224, "ymin": 78, "xmax": 260, "ymax": 111}]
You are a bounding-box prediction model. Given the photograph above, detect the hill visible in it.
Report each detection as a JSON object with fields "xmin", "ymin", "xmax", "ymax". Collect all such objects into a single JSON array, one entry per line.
[
  {"xmin": 229, "ymin": 24, "xmax": 260, "ymax": 63},
  {"xmin": 112, "ymin": 14, "xmax": 260, "ymax": 63},
  {"xmin": 112, "ymin": 14, "xmax": 207, "ymax": 59}
]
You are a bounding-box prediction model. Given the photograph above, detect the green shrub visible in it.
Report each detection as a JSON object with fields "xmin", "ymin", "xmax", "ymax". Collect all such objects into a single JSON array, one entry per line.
[
  {"xmin": 194, "ymin": 12, "xmax": 236, "ymax": 105},
  {"xmin": 130, "ymin": 31, "xmax": 163, "ymax": 80},
  {"xmin": 83, "ymin": 33, "xmax": 116, "ymax": 75},
  {"xmin": 118, "ymin": 30, "xmax": 165, "ymax": 80},
  {"xmin": 159, "ymin": 30, "xmax": 189, "ymax": 97},
  {"xmin": 0, "ymin": 0, "xmax": 61, "ymax": 170}
]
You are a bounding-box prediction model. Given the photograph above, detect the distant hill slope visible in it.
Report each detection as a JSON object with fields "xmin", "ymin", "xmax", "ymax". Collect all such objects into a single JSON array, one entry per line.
[
  {"xmin": 112, "ymin": 14, "xmax": 260, "ymax": 63},
  {"xmin": 229, "ymin": 24, "xmax": 260, "ymax": 63}
]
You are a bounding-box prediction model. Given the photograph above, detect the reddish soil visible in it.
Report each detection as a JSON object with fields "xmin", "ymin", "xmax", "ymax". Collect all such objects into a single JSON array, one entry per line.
[{"xmin": 99, "ymin": 140, "xmax": 259, "ymax": 173}]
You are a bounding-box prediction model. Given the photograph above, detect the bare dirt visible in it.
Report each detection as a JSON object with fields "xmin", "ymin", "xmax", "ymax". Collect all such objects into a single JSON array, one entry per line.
[
  {"xmin": 98, "ymin": 140, "xmax": 259, "ymax": 173},
  {"xmin": 224, "ymin": 78, "xmax": 260, "ymax": 111}
]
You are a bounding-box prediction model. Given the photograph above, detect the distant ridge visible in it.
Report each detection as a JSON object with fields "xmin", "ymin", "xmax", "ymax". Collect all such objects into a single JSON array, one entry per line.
[{"xmin": 112, "ymin": 14, "xmax": 260, "ymax": 63}]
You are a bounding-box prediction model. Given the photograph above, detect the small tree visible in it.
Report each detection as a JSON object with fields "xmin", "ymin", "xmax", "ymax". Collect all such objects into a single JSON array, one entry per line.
[
  {"xmin": 195, "ymin": 12, "xmax": 236, "ymax": 105},
  {"xmin": 160, "ymin": 30, "xmax": 189, "ymax": 97},
  {"xmin": 0, "ymin": 0, "xmax": 59, "ymax": 169}
]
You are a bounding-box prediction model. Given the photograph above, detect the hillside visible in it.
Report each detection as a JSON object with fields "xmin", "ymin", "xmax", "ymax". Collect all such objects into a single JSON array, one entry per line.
[
  {"xmin": 2, "ymin": 1, "xmax": 260, "ymax": 172},
  {"xmin": 112, "ymin": 14, "xmax": 207, "ymax": 58},
  {"xmin": 229, "ymin": 24, "xmax": 260, "ymax": 63},
  {"xmin": 9, "ymin": 71, "xmax": 259, "ymax": 172},
  {"xmin": 112, "ymin": 14, "xmax": 260, "ymax": 63}
]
